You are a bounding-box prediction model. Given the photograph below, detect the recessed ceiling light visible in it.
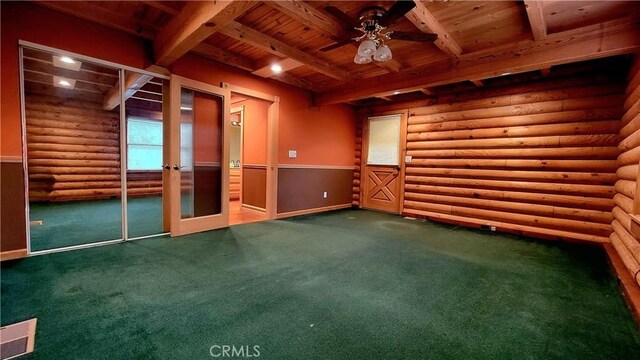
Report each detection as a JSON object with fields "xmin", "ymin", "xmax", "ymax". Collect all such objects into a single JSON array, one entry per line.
[
  {"xmin": 60, "ymin": 56, "xmax": 75, "ymax": 64},
  {"xmin": 53, "ymin": 55, "xmax": 82, "ymax": 71},
  {"xmin": 270, "ymin": 64, "xmax": 282, "ymax": 73},
  {"xmin": 53, "ymin": 76, "xmax": 76, "ymax": 89}
]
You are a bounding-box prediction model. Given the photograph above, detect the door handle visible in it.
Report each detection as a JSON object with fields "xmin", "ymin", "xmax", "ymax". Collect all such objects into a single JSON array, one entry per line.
[
  {"xmin": 163, "ymin": 164, "xmax": 171, "ymax": 170},
  {"xmin": 173, "ymin": 164, "xmax": 185, "ymax": 170}
]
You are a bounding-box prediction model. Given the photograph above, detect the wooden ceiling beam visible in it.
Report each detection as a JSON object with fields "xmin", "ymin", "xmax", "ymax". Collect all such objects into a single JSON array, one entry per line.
[
  {"xmin": 541, "ymin": 67, "xmax": 552, "ymax": 77},
  {"xmin": 523, "ymin": 0, "xmax": 548, "ymax": 41},
  {"xmin": 268, "ymin": 0, "xmax": 401, "ymax": 73},
  {"xmin": 315, "ymin": 23, "xmax": 640, "ymax": 105},
  {"xmin": 405, "ymin": 0, "xmax": 462, "ymax": 59},
  {"xmin": 220, "ymin": 21, "xmax": 353, "ymax": 81},
  {"xmin": 153, "ymin": 1, "xmax": 258, "ymax": 66},
  {"xmin": 103, "ymin": 72, "xmax": 154, "ymax": 110}
]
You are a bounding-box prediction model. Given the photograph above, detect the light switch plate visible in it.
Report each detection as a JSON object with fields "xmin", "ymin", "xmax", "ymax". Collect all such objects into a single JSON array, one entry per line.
[
  {"xmin": 405, "ymin": 155, "xmax": 412, "ymax": 163},
  {"xmin": 288, "ymin": 150, "xmax": 297, "ymax": 158}
]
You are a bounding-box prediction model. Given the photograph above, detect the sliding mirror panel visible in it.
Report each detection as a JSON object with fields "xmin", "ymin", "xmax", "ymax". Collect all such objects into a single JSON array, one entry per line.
[
  {"xmin": 123, "ymin": 71, "xmax": 167, "ymax": 239},
  {"xmin": 22, "ymin": 47, "xmax": 123, "ymax": 252}
]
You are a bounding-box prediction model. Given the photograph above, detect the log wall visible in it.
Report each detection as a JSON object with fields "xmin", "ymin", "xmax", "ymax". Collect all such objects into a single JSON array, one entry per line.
[
  {"xmin": 611, "ymin": 55, "xmax": 640, "ymax": 286},
  {"xmin": 354, "ymin": 72, "xmax": 627, "ymax": 243},
  {"xmin": 25, "ymin": 94, "xmax": 161, "ymax": 202}
]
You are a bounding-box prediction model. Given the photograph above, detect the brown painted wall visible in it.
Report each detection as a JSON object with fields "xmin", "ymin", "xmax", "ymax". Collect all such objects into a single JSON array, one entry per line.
[
  {"xmin": 242, "ymin": 167, "xmax": 266, "ymax": 209},
  {"xmin": 1, "ymin": 162, "xmax": 27, "ymax": 252},
  {"xmin": 277, "ymin": 168, "xmax": 353, "ymax": 214}
]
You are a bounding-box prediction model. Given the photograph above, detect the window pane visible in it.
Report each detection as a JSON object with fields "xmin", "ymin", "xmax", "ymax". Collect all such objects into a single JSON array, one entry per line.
[
  {"xmin": 367, "ymin": 115, "xmax": 401, "ymax": 165},
  {"xmin": 127, "ymin": 118, "xmax": 163, "ymax": 170}
]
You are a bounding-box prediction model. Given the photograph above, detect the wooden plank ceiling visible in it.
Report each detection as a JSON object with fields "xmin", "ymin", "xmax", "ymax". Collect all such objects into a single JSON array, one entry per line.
[{"xmin": 34, "ymin": 1, "xmax": 640, "ymax": 105}]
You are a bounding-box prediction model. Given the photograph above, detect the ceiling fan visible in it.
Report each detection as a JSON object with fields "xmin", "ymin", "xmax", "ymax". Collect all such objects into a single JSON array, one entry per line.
[{"xmin": 320, "ymin": 1, "xmax": 438, "ymax": 64}]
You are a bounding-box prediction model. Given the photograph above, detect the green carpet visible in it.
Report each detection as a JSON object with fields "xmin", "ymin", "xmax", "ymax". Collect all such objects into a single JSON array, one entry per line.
[
  {"xmin": 2, "ymin": 209, "xmax": 639, "ymax": 359},
  {"xmin": 29, "ymin": 197, "xmax": 163, "ymax": 251}
]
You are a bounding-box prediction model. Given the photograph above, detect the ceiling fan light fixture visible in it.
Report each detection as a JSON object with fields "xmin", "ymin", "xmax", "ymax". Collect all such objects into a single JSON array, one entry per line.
[
  {"xmin": 354, "ymin": 53, "xmax": 372, "ymax": 64},
  {"xmin": 357, "ymin": 40, "xmax": 377, "ymax": 57},
  {"xmin": 374, "ymin": 45, "xmax": 392, "ymax": 62}
]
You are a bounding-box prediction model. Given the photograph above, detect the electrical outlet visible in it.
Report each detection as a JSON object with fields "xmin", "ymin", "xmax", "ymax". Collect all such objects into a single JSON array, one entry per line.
[
  {"xmin": 288, "ymin": 150, "xmax": 297, "ymax": 158},
  {"xmin": 323, "ymin": 191, "xmax": 328, "ymax": 198},
  {"xmin": 490, "ymin": 226, "xmax": 496, "ymax": 231},
  {"xmin": 405, "ymin": 155, "xmax": 412, "ymax": 163}
]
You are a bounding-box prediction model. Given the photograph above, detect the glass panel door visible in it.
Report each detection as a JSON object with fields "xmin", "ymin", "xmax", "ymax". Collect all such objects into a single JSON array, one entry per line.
[{"xmin": 169, "ymin": 75, "xmax": 229, "ymax": 236}]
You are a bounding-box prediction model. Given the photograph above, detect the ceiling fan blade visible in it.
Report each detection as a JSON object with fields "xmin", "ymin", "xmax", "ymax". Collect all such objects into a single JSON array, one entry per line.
[
  {"xmin": 391, "ymin": 31, "xmax": 438, "ymax": 42},
  {"xmin": 319, "ymin": 38, "xmax": 353, "ymax": 52},
  {"xmin": 379, "ymin": 1, "xmax": 416, "ymax": 27},
  {"xmin": 324, "ymin": 6, "xmax": 361, "ymax": 30}
]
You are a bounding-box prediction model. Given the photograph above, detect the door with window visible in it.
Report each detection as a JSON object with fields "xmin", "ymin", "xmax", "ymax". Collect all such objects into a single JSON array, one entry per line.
[
  {"xmin": 167, "ymin": 75, "xmax": 230, "ymax": 236},
  {"xmin": 361, "ymin": 114, "xmax": 406, "ymax": 214}
]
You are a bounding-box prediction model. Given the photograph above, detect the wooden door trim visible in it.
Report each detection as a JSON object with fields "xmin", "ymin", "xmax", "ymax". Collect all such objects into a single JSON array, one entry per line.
[
  {"xmin": 169, "ymin": 75, "xmax": 231, "ymax": 236},
  {"xmin": 221, "ymin": 82, "xmax": 279, "ymax": 221},
  {"xmin": 360, "ymin": 110, "xmax": 408, "ymax": 214}
]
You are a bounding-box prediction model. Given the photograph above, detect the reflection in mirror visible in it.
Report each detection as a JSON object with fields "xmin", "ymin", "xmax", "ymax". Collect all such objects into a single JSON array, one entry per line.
[
  {"xmin": 22, "ymin": 47, "xmax": 123, "ymax": 251},
  {"xmin": 180, "ymin": 88, "xmax": 223, "ymax": 219},
  {"xmin": 124, "ymin": 71, "xmax": 167, "ymax": 238}
]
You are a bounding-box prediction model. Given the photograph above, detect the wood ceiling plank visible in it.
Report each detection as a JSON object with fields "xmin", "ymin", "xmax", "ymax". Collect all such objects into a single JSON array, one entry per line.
[
  {"xmin": 267, "ymin": 0, "xmax": 401, "ymax": 73},
  {"xmin": 524, "ymin": 0, "xmax": 548, "ymax": 41},
  {"xmin": 190, "ymin": 44, "xmax": 315, "ymax": 91},
  {"xmin": 219, "ymin": 20, "xmax": 353, "ymax": 81},
  {"xmin": 251, "ymin": 57, "xmax": 303, "ymax": 78},
  {"xmin": 316, "ymin": 22, "xmax": 640, "ymax": 104},
  {"xmin": 405, "ymin": 0, "xmax": 462, "ymax": 59},
  {"xmin": 153, "ymin": 1, "xmax": 258, "ymax": 66}
]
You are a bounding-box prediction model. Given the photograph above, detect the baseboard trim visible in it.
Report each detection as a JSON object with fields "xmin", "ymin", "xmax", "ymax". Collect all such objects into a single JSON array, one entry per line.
[
  {"xmin": 242, "ymin": 203, "xmax": 266, "ymax": 213},
  {"xmin": 276, "ymin": 204, "xmax": 352, "ymax": 219},
  {"xmin": 604, "ymin": 243, "xmax": 640, "ymax": 325},
  {"xmin": 0, "ymin": 249, "xmax": 28, "ymax": 261}
]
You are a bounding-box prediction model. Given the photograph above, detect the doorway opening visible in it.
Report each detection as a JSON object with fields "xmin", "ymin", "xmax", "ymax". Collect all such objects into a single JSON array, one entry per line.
[{"xmin": 228, "ymin": 96, "xmax": 268, "ymax": 225}]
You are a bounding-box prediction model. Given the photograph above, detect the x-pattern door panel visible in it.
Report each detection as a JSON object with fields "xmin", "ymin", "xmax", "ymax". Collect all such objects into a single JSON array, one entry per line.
[{"xmin": 363, "ymin": 166, "xmax": 400, "ymax": 211}]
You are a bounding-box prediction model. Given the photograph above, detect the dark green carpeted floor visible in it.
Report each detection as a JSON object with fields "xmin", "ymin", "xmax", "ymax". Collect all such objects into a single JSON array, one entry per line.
[
  {"xmin": 3, "ymin": 209, "xmax": 639, "ymax": 359},
  {"xmin": 29, "ymin": 197, "xmax": 163, "ymax": 251}
]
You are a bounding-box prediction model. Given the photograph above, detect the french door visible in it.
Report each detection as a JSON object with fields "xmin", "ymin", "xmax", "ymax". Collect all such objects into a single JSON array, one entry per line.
[
  {"xmin": 167, "ymin": 75, "xmax": 230, "ymax": 236},
  {"xmin": 361, "ymin": 113, "xmax": 406, "ymax": 214}
]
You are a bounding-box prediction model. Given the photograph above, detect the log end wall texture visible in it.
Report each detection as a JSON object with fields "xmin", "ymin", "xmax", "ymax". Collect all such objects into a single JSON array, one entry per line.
[
  {"xmin": 355, "ymin": 58, "xmax": 632, "ymax": 245},
  {"xmin": 612, "ymin": 54, "xmax": 640, "ymax": 286}
]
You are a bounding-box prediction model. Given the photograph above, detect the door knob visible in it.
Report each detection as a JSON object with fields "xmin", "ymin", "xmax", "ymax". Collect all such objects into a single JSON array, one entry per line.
[
  {"xmin": 163, "ymin": 164, "xmax": 171, "ymax": 170},
  {"xmin": 173, "ymin": 164, "xmax": 185, "ymax": 170}
]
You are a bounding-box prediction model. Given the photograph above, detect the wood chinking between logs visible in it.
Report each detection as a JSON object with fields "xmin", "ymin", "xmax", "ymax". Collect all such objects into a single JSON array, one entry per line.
[{"xmin": 354, "ymin": 68, "xmax": 628, "ymax": 246}]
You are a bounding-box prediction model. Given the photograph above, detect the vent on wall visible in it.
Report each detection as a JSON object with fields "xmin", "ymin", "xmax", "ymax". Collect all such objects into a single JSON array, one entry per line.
[{"xmin": 0, "ymin": 319, "xmax": 36, "ymax": 359}]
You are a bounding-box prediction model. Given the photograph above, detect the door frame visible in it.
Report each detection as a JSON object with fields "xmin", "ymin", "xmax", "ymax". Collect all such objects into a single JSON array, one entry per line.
[
  {"xmin": 221, "ymin": 82, "xmax": 279, "ymax": 220},
  {"xmin": 359, "ymin": 110, "xmax": 408, "ymax": 214},
  {"xmin": 166, "ymin": 75, "xmax": 231, "ymax": 236}
]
